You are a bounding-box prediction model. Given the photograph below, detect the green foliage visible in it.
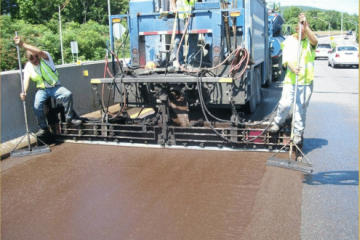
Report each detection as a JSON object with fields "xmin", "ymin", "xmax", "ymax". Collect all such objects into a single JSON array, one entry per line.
[
  {"xmin": 17, "ymin": 0, "xmax": 62, "ymax": 24},
  {"xmin": 0, "ymin": 15, "xmax": 109, "ymax": 71},
  {"xmin": 3, "ymin": 0, "xmax": 129, "ymax": 25},
  {"xmin": 0, "ymin": 15, "xmax": 50, "ymax": 71},
  {"xmin": 281, "ymin": 6, "xmax": 358, "ymax": 34},
  {"xmin": 62, "ymin": 20, "xmax": 108, "ymax": 62},
  {"xmin": 1, "ymin": 0, "xmax": 19, "ymax": 17}
]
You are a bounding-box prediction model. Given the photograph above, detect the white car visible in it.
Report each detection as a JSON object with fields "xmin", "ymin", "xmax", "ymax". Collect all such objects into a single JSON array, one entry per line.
[
  {"xmin": 328, "ymin": 45, "xmax": 359, "ymax": 68},
  {"xmin": 315, "ymin": 43, "xmax": 332, "ymax": 59}
]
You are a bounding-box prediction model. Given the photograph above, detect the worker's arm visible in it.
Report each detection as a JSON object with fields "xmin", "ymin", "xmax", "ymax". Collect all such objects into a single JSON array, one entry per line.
[
  {"xmin": 14, "ymin": 36, "xmax": 49, "ymax": 60},
  {"xmin": 304, "ymin": 25, "xmax": 318, "ymax": 47},
  {"xmin": 20, "ymin": 72, "xmax": 30, "ymax": 101},
  {"xmin": 299, "ymin": 13, "xmax": 318, "ymax": 47}
]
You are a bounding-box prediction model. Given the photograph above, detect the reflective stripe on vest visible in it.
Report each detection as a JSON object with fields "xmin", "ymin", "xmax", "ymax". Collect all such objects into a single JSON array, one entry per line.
[
  {"xmin": 29, "ymin": 60, "xmax": 59, "ymax": 89},
  {"xmin": 177, "ymin": 0, "xmax": 195, "ymax": 18},
  {"xmin": 40, "ymin": 60, "xmax": 59, "ymax": 86},
  {"xmin": 283, "ymin": 37, "xmax": 315, "ymax": 85}
]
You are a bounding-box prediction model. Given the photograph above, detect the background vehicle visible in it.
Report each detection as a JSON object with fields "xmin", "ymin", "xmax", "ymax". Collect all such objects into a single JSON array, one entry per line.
[
  {"xmin": 328, "ymin": 45, "xmax": 359, "ymax": 68},
  {"xmin": 315, "ymin": 43, "xmax": 332, "ymax": 59}
]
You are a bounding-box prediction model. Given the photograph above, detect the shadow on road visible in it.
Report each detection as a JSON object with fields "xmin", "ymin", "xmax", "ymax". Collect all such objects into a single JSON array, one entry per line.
[
  {"xmin": 304, "ymin": 170, "xmax": 359, "ymax": 185},
  {"xmin": 302, "ymin": 138, "xmax": 328, "ymax": 154}
]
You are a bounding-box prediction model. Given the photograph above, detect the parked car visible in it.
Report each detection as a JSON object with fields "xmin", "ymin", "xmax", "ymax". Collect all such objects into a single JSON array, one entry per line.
[
  {"xmin": 328, "ymin": 45, "xmax": 359, "ymax": 68},
  {"xmin": 315, "ymin": 43, "xmax": 332, "ymax": 59}
]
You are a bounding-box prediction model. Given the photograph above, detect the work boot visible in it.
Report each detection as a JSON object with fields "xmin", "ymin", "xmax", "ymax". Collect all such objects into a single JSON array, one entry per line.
[
  {"xmin": 36, "ymin": 128, "xmax": 50, "ymax": 137},
  {"xmin": 66, "ymin": 118, "xmax": 82, "ymax": 127},
  {"xmin": 268, "ymin": 123, "xmax": 280, "ymax": 133}
]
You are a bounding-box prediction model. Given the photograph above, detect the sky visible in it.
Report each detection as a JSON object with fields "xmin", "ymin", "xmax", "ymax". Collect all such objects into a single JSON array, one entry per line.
[{"xmin": 267, "ymin": 0, "xmax": 359, "ymax": 15}]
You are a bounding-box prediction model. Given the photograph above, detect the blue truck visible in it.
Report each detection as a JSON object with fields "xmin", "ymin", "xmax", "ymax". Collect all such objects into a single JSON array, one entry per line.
[
  {"xmin": 58, "ymin": 0, "xmax": 287, "ymax": 150},
  {"xmin": 105, "ymin": 0, "xmax": 283, "ymax": 112}
]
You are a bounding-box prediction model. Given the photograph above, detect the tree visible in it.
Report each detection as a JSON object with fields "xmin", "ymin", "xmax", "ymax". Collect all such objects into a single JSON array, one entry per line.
[
  {"xmin": 16, "ymin": 0, "xmax": 62, "ymax": 24},
  {"xmin": 3, "ymin": 0, "xmax": 129, "ymax": 25},
  {"xmin": 0, "ymin": 15, "xmax": 110, "ymax": 70},
  {"xmin": 1, "ymin": 0, "xmax": 19, "ymax": 17},
  {"xmin": 282, "ymin": 6, "xmax": 302, "ymax": 24}
]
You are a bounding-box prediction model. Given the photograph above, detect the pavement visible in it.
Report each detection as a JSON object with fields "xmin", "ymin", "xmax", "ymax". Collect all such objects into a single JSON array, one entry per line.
[
  {"xmin": 2, "ymin": 144, "xmax": 304, "ymax": 240},
  {"xmin": 301, "ymin": 59, "xmax": 358, "ymax": 240}
]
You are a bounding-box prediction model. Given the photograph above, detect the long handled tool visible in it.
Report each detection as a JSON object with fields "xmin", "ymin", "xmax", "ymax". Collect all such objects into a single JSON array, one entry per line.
[
  {"xmin": 266, "ymin": 23, "xmax": 313, "ymax": 174},
  {"xmin": 10, "ymin": 32, "xmax": 51, "ymax": 158}
]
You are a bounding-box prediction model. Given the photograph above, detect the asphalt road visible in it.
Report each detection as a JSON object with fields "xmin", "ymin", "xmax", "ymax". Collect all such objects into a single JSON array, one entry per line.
[{"xmin": 300, "ymin": 58, "xmax": 358, "ymax": 239}]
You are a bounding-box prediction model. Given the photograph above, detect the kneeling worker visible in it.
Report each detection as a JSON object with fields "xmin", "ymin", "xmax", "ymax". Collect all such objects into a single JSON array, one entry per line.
[
  {"xmin": 269, "ymin": 13, "xmax": 318, "ymax": 145},
  {"xmin": 14, "ymin": 36, "xmax": 82, "ymax": 137}
]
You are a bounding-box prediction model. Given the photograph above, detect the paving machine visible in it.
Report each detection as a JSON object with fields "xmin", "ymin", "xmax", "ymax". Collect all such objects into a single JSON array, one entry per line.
[{"xmin": 56, "ymin": 0, "xmax": 292, "ymax": 152}]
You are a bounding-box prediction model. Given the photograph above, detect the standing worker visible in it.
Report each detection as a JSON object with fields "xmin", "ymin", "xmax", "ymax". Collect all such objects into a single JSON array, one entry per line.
[
  {"xmin": 170, "ymin": 0, "xmax": 198, "ymax": 68},
  {"xmin": 14, "ymin": 36, "xmax": 82, "ymax": 137},
  {"xmin": 269, "ymin": 13, "xmax": 318, "ymax": 144}
]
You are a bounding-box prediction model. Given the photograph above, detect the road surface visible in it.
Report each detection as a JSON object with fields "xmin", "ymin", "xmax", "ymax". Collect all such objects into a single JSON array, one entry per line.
[{"xmin": 1, "ymin": 42, "xmax": 358, "ymax": 239}]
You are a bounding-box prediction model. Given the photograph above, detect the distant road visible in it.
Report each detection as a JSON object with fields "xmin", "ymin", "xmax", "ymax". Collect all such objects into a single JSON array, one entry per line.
[{"xmin": 317, "ymin": 33, "xmax": 357, "ymax": 45}]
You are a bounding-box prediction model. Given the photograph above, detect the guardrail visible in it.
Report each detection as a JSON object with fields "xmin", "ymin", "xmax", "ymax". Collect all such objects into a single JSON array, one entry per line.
[{"xmin": 1, "ymin": 61, "xmax": 107, "ymax": 142}]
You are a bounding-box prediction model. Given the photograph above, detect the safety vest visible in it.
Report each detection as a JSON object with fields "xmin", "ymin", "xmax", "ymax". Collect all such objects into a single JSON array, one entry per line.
[
  {"xmin": 282, "ymin": 34, "xmax": 316, "ymax": 85},
  {"xmin": 30, "ymin": 59, "xmax": 59, "ymax": 89},
  {"xmin": 177, "ymin": 0, "xmax": 195, "ymax": 18}
]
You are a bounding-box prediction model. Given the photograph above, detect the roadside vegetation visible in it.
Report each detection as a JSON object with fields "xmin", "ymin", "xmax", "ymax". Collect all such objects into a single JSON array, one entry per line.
[
  {"xmin": 280, "ymin": 6, "xmax": 358, "ymax": 37},
  {"xmin": 1, "ymin": 1, "xmax": 358, "ymax": 71}
]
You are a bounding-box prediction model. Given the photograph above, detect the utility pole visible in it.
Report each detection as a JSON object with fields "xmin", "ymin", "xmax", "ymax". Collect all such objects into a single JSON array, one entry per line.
[
  {"xmin": 59, "ymin": 6, "xmax": 64, "ymax": 65},
  {"xmin": 107, "ymin": 0, "xmax": 112, "ymax": 35},
  {"xmin": 107, "ymin": 0, "xmax": 115, "ymax": 74},
  {"xmin": 341, "ymin": 12, "xmax": 343, "ymax": 36}
]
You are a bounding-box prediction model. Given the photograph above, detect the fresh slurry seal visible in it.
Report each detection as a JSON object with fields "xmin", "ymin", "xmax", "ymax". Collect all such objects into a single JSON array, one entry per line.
[{"xmin": 2, "ymin": 143, "xmax": 303, "ymax": 240}]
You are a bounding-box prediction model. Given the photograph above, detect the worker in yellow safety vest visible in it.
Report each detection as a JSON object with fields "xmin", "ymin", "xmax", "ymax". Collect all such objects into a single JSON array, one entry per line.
[
  {"xmin": 170, "ymin": 0, "xmax": 199, "ymax": 68},
  {"xmin": 170, "ymin": 0, "xmax": 195, "ymax": 18},
  {"xmin": 14, "ymin": 36, "xmax": 82, "ymax": 137},
  {"xmin": 269, "ymin": 13, "xmax": 318, "ymax": 145}
]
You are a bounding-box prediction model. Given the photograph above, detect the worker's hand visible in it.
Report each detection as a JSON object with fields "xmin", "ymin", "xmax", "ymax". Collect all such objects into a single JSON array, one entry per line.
[
  {"xmin": 14, "ymin": 36, "xmax": 23, "ymax": 47},
  {"xmin": 293, "ymin": 67, "xmax": 301, "ymax": 75},
  {"xmin": 289, "ymin": 64, "xmax": 301, "ymax": 75},
  {"xmin": 298, "ymin": 13, "xmax": 308, "ymax": 28},
  {"xmin": 20, "ymin": 92, "xmax": 26, "ymax": 101}
]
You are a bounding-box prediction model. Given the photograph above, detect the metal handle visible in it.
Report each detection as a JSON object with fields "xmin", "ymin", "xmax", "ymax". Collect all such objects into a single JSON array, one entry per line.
[{"xmin": 15, "ymin": 31, "xmax": 25, "ymax": 92}]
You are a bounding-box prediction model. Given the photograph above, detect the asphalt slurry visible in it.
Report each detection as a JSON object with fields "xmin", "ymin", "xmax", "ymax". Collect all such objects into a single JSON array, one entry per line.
[{"xmin": 2, "ymin": 143, "xmax": 303, "ymax": 240}]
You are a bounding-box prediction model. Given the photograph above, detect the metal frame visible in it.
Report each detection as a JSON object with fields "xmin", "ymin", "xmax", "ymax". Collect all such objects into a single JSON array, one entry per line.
[{"xmin": 57, "ymin": 121, "xmax": 290, "ymax": 151}]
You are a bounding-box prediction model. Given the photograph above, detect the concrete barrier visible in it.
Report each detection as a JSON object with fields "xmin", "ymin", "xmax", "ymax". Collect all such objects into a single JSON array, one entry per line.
[{"xmin": 1, "ymin": 61, "xmax": 107, "ymax": 143}]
